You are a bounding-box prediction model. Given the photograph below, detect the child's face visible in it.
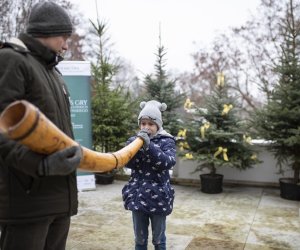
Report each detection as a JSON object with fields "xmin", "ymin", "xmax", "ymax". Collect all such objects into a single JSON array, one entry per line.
[{"xmin": 140, "ymin": 118, "xmax": 158, "ymax": 136}]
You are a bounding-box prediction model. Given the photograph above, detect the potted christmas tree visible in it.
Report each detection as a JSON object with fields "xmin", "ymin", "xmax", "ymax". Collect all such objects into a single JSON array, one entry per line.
[
  {"xmin": 91, "ymin": 20, "xmax": 135, "ymax": 184},
  {"xmin": 253, "ymin": 3, "xmax": 300, "ymax": 200},
  {"xmin": 178, "ymin": 73, "xmax": 259, "ymax": 193}
]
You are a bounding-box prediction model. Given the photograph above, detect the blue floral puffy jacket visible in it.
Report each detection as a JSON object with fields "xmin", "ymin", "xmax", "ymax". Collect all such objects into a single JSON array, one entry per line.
[{"xmin": 122, "ymin": 131, "xmax": 176, "ymax": 216}]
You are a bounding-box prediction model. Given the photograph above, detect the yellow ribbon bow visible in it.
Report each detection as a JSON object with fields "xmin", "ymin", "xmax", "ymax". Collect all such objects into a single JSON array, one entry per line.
[
  {"xmin": 222, "ymin": 104, "xmax": 233, "ymax": 116},
  {"xmin": 178, "ymin": 142, "xmax": 190, "ymax": 151},
  {"xmin": 184, "ymin": 98, "xmax": 193, "ymax": 109},
  {"xmin": 177, "ymin": 129, "xmax": 187, "ymax": 139},
  {"xmin": 200, "ymin": 122, "xmax": 210, "ymax": 139},
  {"xmin": 217, "ymin": 72, "xmax": 225, "ymax": 87},
  {"xmin": 183, "ymin": 142, "xmax": 190, "ymax": 149},
  {"xmin": 185, "ymin": 153, "xmax": 193, "ymax": 159},
  {"xmin": 214, "ymin": 147, "xmax": 229, "ymax": 161},
  {"xmin": 243, "ymin": 135, "xmax": 252, "ymax": 144}
]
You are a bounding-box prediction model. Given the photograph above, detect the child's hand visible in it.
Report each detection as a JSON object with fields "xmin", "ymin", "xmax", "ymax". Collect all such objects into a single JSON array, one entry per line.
[{"xmin": 137, "ymin": 128, "xmax": 150, "ymax": 148}]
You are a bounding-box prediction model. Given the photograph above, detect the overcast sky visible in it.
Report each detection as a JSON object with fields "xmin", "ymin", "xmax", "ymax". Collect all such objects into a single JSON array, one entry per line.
[{"xmin": 71, "ymin": 0, "xmax": 261, "ymax": 75}]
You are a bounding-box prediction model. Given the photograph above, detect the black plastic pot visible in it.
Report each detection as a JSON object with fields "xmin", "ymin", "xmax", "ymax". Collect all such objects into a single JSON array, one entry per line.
[
  {"xmin": 279, "ymin": 178, "xmax": 300, "ymax": 201},
  {"xmin": 95, "ymin": 172, "xmax": 114, "ymax": 185},
  {"xmin": 200, "ymin": 173, "xmax": 223, "ymax": 194}
]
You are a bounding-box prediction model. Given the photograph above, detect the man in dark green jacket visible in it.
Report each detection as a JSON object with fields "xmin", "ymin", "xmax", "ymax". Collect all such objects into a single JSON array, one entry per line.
[{"xmin": 0, "ymin": 2, "xmax": 82, "ymax": 250}]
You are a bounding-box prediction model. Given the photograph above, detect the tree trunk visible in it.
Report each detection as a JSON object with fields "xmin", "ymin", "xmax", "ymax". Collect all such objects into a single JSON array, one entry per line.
[
  {"xmin": 211, "ymin": 164, "xmax": 216, "ymax": 175},
  {"xmin": 293, "ymin": 162, "xmax": 300, "ymax": 183}
]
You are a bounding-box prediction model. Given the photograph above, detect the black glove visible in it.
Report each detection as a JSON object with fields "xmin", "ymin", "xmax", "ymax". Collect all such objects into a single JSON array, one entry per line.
[
  {"xmin": 38, "ymin": 146, "xmax": 82, "ymax": 176},
  {"xmin": 137, "ymin": 128, "xmax": 150, "ymax": 149}
]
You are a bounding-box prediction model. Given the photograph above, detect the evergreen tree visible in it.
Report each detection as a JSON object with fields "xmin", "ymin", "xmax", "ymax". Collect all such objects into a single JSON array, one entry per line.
[
  {"xmin": 143, "ymin": 39, "xmax": 185, "ymax": 135},
  {"xmin": 254, "ymin": 0, "xmax": 300, "ymax": 183},
  {"xmin": 179, "ymin": 73, "xmax": 259, "ymax": 174},
  {"xmin": 0, "ymin": 0, "xmax": 86, "ymax": 60},
  {"xmin": 91, "ymin": 20, "xmax": 134, "ymax": 153}
]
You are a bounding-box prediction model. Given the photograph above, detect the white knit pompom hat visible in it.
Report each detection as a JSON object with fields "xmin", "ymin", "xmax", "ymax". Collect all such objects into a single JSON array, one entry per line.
[{"xmin": 138, "ymin": 100, "xmax": 167, "ymax": 130}]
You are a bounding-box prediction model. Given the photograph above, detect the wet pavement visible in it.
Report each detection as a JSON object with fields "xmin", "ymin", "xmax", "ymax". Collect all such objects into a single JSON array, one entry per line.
[{"xmin": 66, "ymin": 180, "xmax": 300, "ymax": 250}]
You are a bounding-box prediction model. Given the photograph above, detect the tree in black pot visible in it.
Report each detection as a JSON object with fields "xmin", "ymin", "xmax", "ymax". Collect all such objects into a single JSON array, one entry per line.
[
  {"xmin": 178, "ymin": 73, "xmax": 259, "ymax": 193},
  {"xmin": 253, "ymin": 0, "xmax": 300, "ymax": 200},
  {"xmin": 91, "ymin": 20, "xmax": 136, "ymax": 184},
  {"xmin": 143, "ymin": 36, "xmax": 186, "ymax": 136}
]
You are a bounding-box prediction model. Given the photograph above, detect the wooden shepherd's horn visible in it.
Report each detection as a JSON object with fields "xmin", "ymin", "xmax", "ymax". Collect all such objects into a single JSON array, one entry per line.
[{"xmin": 0, "ymin": 100, "xmax": 143, "ymax": 172}]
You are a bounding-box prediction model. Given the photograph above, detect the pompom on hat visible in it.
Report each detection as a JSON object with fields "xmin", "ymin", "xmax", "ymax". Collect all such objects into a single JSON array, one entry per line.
[
  {"xmin": 26, "ymin": 2, "xmax": 73, "ymax": 37},
  {"xmin": 138, "ymin": 100, "xmax": 167, "ymax": 130}
]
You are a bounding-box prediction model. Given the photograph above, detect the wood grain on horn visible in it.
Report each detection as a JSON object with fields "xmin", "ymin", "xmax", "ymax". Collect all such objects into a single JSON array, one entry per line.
[{"xmin": 0, "ymin": 100, "xmax": 143, "ymax": 172}]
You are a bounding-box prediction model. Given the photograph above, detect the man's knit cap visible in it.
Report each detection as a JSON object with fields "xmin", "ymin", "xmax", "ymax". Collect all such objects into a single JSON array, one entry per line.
[{"xmin": 26, "ymin": 2, "xmax": 73, "ymax": 37}]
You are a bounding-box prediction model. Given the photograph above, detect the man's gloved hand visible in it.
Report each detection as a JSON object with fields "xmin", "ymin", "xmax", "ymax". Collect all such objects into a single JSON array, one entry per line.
[
  {"xmin": 38, "ymin": 146, "xmax": 82, "ymax": 176},
  {"xmin": 137, "ymin": 128, "xmax": 150, "ymax": 149}
]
